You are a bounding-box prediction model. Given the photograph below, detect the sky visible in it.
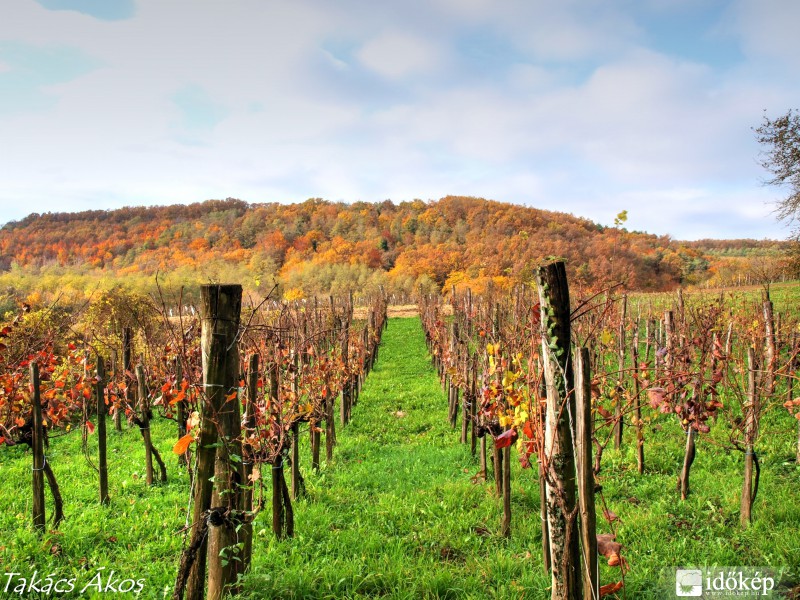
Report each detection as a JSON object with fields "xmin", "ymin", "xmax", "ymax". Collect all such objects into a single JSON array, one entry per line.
[{"xmin": 0, "ymin": 0, "xmax": 798, "ymax": 240}]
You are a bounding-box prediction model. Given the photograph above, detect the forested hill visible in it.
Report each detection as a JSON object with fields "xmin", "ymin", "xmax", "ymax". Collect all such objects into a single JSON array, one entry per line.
[{"xmin": 0, "ymin": 196, "xmax": 784, "ymax": 301}]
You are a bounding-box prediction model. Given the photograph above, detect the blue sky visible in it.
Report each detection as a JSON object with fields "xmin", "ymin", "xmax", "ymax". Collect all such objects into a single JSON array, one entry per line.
[{"xmin": 0, "ymin": 0, "xmax": 797, "ymax": 240}]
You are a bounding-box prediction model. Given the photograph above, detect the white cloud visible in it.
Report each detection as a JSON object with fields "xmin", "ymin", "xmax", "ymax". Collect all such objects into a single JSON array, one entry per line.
[
  {"xmin": 728, "ymin": 0, "xmax": 800, "ymax": 72},
  {"xmin": 0, "ymin": 0, "xmax": 796, "ymax": 239},
  {"xmin": 356, "ymin": 32, "xmax": 446, "ymax": 79}
]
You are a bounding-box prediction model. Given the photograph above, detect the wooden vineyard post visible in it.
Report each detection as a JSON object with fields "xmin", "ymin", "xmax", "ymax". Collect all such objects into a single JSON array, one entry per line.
[
  {"xmin": 136, "ymin": 365, "xmax": 154, "ymax": 486},
  {"xmin": 664, "ymin": 310, "xmax": 674, "ymax": 371},
  {"xmin": 790, "ymin": 333, "xmax": 800, "ymax": 465},
  {"xmin": 341, "ymin": 302, "xmax": 351, "ymax": 427},
  {"xmin": 500, "ymin": 435, "xmax": 511, "ymax": 538},
  {"xmin": 309, "ymin": 350, "xmax": 320, "ymax": 469},
  {"xmin": 741, "ymin": 347, "xmax": 758, "ymax": 526},
  {"xmin": 96, "ymin": 356, "xmax": 110, "ymax": 505},
  {"xmin": 290, "ymin": 355, "xmax": 305, "ymax": 500},
  {"xmin": 111, "ymin": 350, "xmax": 122, "ymax": 431},
  {"xmin": 614, "ymin": 295, "xmax": 627, "ymax": 450},
  {"xmin": 763, "ymin": 299, "xmax": 776, "ymax": 396},
  {"xmin": 536, "ymin": 261, "xmax": 581, "ymax": 600},
  {"xmin": 470, "ymin": 354, "xmax": 477, "ymax": 457},
  {"xmin": 325, "ymin": 355, "xmax": 336, "ymax": 463},
  {"xmin": 448, "ymin": 322, "xmax": 459, "ymax": 429},
  {"xmin": 31, "ymin": 362, "xmax": 46, "ymax": 531},
  {"xmin": 123, "ymin": 327, "xmax": 134, "ymax": 429},
  {"xmin": 27, "ymin": 357, "xmax": 67, "ymax": 530},
  {"xmin": 137, "ymin": 365, "xmax": 167, "ymax": 484},
  {"xmin": 291, "ymin": 418, "xmax": 302, "ymax": 498},
  {"xmin": 204, "ymin": 284, "xmax": 244, "ymax": 600},
  {"xmin": 537, "ymin": 358, "xmax": 551, "ymax": 573},
  {"xmin": 267, "ymin": 357, "xmax": 294, "ymax": 541},
  {"xmin": 539, "ymin": 459, "xmax": 551, "ymax": 574},
  {"xmin": 679, "ymin": 428, "xmax": 695, "ymax": 500},
  {"xmin": 180, "ymin": 335, "xmax": 226, "ymax": 600},
  {"xmin": 575, "ymin": 348, "xmax": 598, "ymax": 600},
  {"xmin": 493, "ymin": 438, "xmax": 503, "ymax": 497},
  {"xmin": 242, "ymin": 353, "xmax": 258, "ymax": 572},
  {"xmin": 631, "ymin": 322, "xmax": 645, "ymax": 474},
  {"xmin": 461, "ymin": 345, "xmax": 470, "ymax": 445}
]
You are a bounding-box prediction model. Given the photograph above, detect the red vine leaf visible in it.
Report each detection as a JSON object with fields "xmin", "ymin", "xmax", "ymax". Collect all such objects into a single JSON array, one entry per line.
[{"xmin": 494, "ymin": 428, "xmax": 517, "ymax": 449}]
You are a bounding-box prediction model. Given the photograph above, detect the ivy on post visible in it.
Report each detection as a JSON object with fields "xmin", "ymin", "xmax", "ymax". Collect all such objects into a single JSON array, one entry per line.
[{"xmin": 536, "ymin": 261, "xmax": 582, "ymax": 600}]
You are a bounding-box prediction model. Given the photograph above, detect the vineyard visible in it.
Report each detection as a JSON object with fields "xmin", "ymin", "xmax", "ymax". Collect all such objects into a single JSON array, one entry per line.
[{"xmin": 1, "ymin": 270, "xmax": 799, "ymax": 598}]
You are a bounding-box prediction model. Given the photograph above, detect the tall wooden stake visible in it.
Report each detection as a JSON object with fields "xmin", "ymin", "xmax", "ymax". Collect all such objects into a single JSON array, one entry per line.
[
  {"xmin": 537, "ymin": 261, "xmax": 581, "ymax": 600},
  {"xmin": 614, "ymin": 295, "xmax": 626, "ymax": 450},
  {"xmin": 203, "ymin": 284, "xmax": 243, "ymax": 600},
  {"xmin": 183, "ymin": 335, "xmax": 226, "ymax": 600},
  {"xmin": 741, "ymin": 347, "xmax": 758, "ymax": 526},
  {"xmin": 136, "ymin": 364, "xmax": 155, "ymax": 486},
  {"xmin": 575, "ymin": 348, "xmax": 598, "ymax": 600},
  {"xmin": 96, "ymin": 356, "xmax": 109, "ymax": 505},
  {"xmin": 31, "ymin": 362, "xmax": 46, "ymax": 531},
  {"xmin": 242, "ymin": 353, "xmax": 258, "ymax": 574}
]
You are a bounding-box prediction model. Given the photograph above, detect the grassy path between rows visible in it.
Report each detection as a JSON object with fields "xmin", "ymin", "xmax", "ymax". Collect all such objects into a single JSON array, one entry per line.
[{"xmin": 241, "ymin": 317, "xmax": 550, "ymax": 599}]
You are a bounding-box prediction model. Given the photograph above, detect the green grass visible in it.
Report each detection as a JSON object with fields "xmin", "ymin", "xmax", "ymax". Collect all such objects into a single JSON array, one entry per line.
[
  {"xmin": 628, "ymin": 280, "xmax": 800, "ymax": 320},
  {"xmin": 1, "ymin": 317, "xmax": 799, "ymax": 598}
]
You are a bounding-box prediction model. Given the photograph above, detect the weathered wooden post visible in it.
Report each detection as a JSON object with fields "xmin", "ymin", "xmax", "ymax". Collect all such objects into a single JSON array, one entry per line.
[
  {"xmin": 664, "ymin": 310, "xmax": 674, "ymax": 371},
  {"xmin": 122, "ymin": 327, "xmax": 134, "ymax": 429},
  {"xmin": 536, "ymin": 261, "xmax": 581, "ymax": 600},
  {"xmin": 31, "ymin": 362, "xmax": 46, "ymax": 531},
  {"xmin": 631, "ymin": 322, "xmax": 645, "ymax": 474},
  {"xmin": 614, "ymin": 295, "xmax": 627, "ymax": 450},
  {"xmin": 136, "ymin": 365, "xmax": 155, "ymax": 486},
  {"xmin": 204, "ymin": 285, "xmax": 244, "ymax": 600},
  {"xmin": 177, "ymin": 284, "xmax": 242, "ymax": 600},
  {"xmin": 29, "ymin": 361, "xmax": 65, "ymax": 528},
  {"xmin": 470, "ymin": 354, "xmax": 477, "ymax": 457},
  {"xmin": 110, "ymin": 350, "xmax": 122, "ymax": 432},
  {"xmin": 340, "ymin": 301, "xmax": 351, "ymax": 427},
  {"xmin": 741, "ymin": 347, "xmax": 758, "ymax": 526},
  {"xmin": 137, "ymin": 365, "xmax": 167, "ymax": 484},
  {"xmin": 242, "ymin": 353, "xmax": 258, "ymax": 572},
  {"xmin": 461, "ymin": 346, "xmax": 470, "ymax": 445},
  {"xmin": 575, "ymin": 348, "xmax": 598, "ymax": 600},
  {"xmin": 500, "ymin": 431, "xmax": 511, "ymax": 538},
  {"xmin": 290, "ymin": 355, "xmax": 304, "ymax": 500},
  {"xmin": 180, "ymin": 335, "xmax": 225, "ymax": 600},
  {"xmin": 537, "ymin": 358, "xmax": 551, "ymax": 573},
  {"xmin": 763, "ymin": 299, "xmax": 776, "ymax": 396},
  {"xmin": 96, "ymin": 356, "xmax": 109, "ymax": 505}
]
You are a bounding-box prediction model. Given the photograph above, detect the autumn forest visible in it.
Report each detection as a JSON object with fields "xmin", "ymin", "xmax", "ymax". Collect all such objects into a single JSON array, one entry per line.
[{"xmin": 0, "ymin": 196, "xmax": 789, "ymax": 307}]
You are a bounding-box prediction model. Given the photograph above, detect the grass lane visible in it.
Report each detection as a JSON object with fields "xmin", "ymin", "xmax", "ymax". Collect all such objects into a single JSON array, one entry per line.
[{"xmin": 241, "ymin": 316, "xmax": 550, "ymax": 599}]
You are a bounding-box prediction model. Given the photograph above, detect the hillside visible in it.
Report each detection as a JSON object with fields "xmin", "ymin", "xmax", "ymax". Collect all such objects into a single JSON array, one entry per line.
[{"xmin": 0, "ymin": 196, "xmax": 786, "ymax": 303}]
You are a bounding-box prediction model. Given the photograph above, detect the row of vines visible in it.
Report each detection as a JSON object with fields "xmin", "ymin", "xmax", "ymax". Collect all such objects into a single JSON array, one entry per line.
[
  {"xmin": 420, "ymin": 263, "xmax": 798, "ymax": 600},
  {"xmin": 0, "ymin": 285, "xmax": 387, "ymax": 599}
]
